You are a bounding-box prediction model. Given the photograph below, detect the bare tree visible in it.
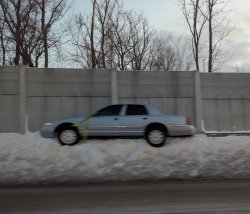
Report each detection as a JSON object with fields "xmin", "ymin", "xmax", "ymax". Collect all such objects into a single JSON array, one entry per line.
[
  {"xmin": 109, "ymin": 9, "xmax": 154, "ymax": 70},
  {"xmin": 34, "ymin": 0, "xmax": 67, "ymax": 68},
  {"xmin": 204, "ymin": 0, "xmax": 232, "ymax": 72},
  {"xmin": 95, "ymin": 0, "xmax": 118, "ymax": 68},
  {"xmin": 0, "ymin": 14, "xmax": 12, "ymax": 65},
  {"xmin": 180, "ymin": 0, "xmax": 232, "ymax": 72},
  {"xmin": 172, "ymin": 35, "xmax": 194, "ymax": 70},
  {"xmin": 90, "ymin": 0, "xmax": 97, "ymax": 68},
  {"xmin": 129, "ymin": 12, "xmax": 154, "ymax": 71},
  {"xmin": 179, "ymin": 0, "xmax": 207, "ymax": 71},
  {"xmin": 67, "ymin": 14, "xmax": 92, "ymax": 68},
  {"xmin": 148, "ymin": 33, "xmax": 177, "ymax": 71},
  {"xmin": 107, "ymin": 8, "xmax": 135, "ymax": 70},
  {"xmin": 69, "ymin": 0, "xmax": 117, "ymax": 69},
  {"xmin": 69, "ymin": 0, "xmax": 154, "ymax": 71},
  {"xmin": 146, "ymin": 33, "xmax": 193, "ymax": 71},
  {"xmin": 0, "ymin": 0, "xmax": 68, "ymax": 67},
  {"xmin": 0, "ymin": 0, "xmax": 36, "ymax": 65},
  {"xmin": 234, "ymin": 64, "xmax": 245, "ymax": 73}
]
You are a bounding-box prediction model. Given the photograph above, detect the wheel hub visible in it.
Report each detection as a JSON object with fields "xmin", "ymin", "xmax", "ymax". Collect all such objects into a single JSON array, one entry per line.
[
  {"xmin": 60, "ymin": 130, "xmax": 78, "ymax": 145},
  {"xmin": 148, "ymin": 130, "xmax": 165, "ymax": 145}
]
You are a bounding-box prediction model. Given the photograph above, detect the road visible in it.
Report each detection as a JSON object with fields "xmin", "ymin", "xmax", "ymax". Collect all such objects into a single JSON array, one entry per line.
[{"xmin": 1, "ymin": 181, "xmax": 250, "ymax": 213}]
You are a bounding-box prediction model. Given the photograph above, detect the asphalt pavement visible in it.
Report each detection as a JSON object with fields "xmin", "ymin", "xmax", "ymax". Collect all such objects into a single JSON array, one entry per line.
[{"xmin": 1, "ymin": 180, "xmax": 250, "ymax": 213}]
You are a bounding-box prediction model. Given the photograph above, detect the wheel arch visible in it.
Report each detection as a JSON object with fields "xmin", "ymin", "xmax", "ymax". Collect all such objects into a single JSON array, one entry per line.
[
  {"xmin": 145, "ymin": 123, "xmax": 168, "ymax": 136},
  {"xmin": 54, "ymin": 122, "xmax": 75, "ymax": 135}
]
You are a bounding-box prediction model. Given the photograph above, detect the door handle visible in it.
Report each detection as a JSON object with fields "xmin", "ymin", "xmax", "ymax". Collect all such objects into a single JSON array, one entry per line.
[
  {"xmin": 114, "ymin": 118, "xmax": 119, "ymax": 120},
  {"xmin": 142, "ymin": 117, "xmax": 148, "ymax": 120}
]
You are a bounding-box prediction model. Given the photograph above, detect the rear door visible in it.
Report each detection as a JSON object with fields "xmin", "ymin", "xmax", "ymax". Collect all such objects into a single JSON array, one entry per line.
[{"xmin": 119, "ymin": 104, "xmax": 150, "ymax": 136}]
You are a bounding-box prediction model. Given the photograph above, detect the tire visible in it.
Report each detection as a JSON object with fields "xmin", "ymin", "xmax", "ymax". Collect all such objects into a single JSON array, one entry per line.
[
  {"xmin": 57, "ymin": 126, "xmax": 80, "ymax": 146},
  {"xmin": 145, "ymin": 128, "xmax": 166, "ymax": 147}
]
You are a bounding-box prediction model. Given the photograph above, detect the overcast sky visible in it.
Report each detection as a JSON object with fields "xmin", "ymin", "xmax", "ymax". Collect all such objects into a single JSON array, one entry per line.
[{"xmin": 72, "ymin": 0, "xmax": 250, "ymax": 72}]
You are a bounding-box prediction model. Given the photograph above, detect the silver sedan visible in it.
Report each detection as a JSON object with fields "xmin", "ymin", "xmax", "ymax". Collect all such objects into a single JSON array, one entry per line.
[{"xmin": 40, "ymin": 104, "xmax": 195, "ymax": 147}]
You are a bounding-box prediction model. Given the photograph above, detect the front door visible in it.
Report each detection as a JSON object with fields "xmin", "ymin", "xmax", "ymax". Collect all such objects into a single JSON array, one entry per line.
[{"xmin": 85, "ymin": 105, "xmax": 123, "ymax": 136}]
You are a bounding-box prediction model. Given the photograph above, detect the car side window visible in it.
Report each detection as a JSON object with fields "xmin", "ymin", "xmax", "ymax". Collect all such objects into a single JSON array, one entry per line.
[
  {"xmin": 126, "ymin": 105, "xmax": 148, "ymax": 115},
  {"xmin": 96, "ymin": 105, "xmax": 122, "ymax": 116}
]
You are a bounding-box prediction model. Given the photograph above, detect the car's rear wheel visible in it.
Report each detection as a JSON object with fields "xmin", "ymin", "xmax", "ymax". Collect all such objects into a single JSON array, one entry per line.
[
  {"xmin": 146, "ymin": 128, "xmax": 166, "ymax": 147},
  {"xmin": 58, "ymin": 126, "xmax": 80, "ymax": 146}
]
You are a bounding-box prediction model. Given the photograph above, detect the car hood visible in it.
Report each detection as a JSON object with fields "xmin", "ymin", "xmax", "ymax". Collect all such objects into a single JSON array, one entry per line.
[{"xmin": 50, "ymin": 116, "xmax": 86, "ymax": 126}]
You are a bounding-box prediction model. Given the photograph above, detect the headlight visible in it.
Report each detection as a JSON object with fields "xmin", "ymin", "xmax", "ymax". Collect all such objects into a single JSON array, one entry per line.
[{"xmin": 44, "ymin": 122, "xmax": 54, "ymax": 127}]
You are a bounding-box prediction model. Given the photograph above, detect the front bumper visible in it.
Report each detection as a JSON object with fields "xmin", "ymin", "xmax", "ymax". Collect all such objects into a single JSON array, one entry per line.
[{"xmin": 40, "ymin": 126, "xmax": 55, "ymax": 138}]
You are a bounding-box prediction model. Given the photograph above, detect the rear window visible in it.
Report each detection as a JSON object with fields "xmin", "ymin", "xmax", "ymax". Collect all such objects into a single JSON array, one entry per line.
[{"xmin": 126, "ymin": 105, "xmax": 148, "ymax": 115}]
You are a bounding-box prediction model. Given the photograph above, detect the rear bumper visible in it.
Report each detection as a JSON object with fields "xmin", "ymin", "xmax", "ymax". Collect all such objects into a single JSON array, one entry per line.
[{"xmin": 168, "ymin": 125, "xmax": 196, "ymax": 136}]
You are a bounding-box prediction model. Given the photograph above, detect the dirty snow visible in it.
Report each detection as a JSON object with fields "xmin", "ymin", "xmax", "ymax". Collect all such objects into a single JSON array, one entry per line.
[{"xmin": 1, "ymin": 132, "xmax": 250, "ymax": 185}]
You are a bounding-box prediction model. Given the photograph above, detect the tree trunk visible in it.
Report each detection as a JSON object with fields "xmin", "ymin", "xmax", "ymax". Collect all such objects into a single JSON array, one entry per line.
[
  {"xmin": 208, "ymin": 16, "xmax": 213, "ymax": 72},
  {"xmin": 42, "ymin": 0, "xmax": 49, "ymax": 68},
  {"xmin": 15, "ymin": 0, "xmax": 21, "ymax": 65},
  {"xmin": 91, "ymin": 0, "xmax": 97, "ymax": 69},
  {"xmin": 208, "ymin": 2, "xmax": 213, "ymax": 73}
]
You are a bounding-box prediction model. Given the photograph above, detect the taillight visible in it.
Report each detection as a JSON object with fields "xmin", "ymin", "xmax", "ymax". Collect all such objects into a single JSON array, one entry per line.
[{"xmin": 186, "ymin": 116, "xmax": 192, "ymax": 125}]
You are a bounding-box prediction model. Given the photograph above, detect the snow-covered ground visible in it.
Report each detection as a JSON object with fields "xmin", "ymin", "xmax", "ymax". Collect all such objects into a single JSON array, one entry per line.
[{"xmin": 1, "ymin": 132, "xmax": 250, "ymax": 185}]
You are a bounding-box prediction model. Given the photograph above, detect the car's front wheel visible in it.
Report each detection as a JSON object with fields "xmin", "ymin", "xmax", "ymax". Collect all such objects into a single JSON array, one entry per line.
[
  {"xmin": 57, "ymin": 126, "xmax": 80, "ymax": 146},
  {"xmin": 145, "ymin": 128, "xmax": 166, "ymax": 147}
]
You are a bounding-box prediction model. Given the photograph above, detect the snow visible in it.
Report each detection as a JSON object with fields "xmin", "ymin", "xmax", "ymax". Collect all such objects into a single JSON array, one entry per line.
[{"xmin": 1, "ymin": 132, "xmax": 250, "ymax": 185}]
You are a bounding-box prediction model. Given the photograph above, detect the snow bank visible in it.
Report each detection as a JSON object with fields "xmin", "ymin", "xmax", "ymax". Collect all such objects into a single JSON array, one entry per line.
[{"xmin": 1, "ymin": 132, "xmax": 250, "ymax": 185}]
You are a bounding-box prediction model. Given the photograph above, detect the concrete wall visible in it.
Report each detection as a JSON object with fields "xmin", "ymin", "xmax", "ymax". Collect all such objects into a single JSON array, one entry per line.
[
  {"xmin": 2, "ymin": 66, "xmax": 250, "ymax": 133},
  {"xmin": 201, "ymin": 73, "xmax": 250, "ymax": 131},
  {"xmin": 0, "ymin": 66, "xmax": 196, "ymax": 133}
]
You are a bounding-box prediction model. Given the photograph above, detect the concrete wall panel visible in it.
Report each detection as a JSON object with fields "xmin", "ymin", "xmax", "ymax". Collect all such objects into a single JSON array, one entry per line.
[
  {"xmin": 201, "ymin": 73, "xmax": 250, "ymax": 131},
  {"xmin": 0, "ymin": 95, "xmax": 19, "ymax": 132},
  {"xmin": 0, "ymin": 68, "xmax": 19, "ymax": 132}
]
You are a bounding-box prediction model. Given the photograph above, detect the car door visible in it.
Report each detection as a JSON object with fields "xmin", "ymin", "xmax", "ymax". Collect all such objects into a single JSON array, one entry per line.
[
  {"xmin": 119, "ymin": 104, "xmax": 150, "ymax": 136},
  {"xmin": 86, "ymin": 105, "xmax": 123, "ymax": 136}
]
